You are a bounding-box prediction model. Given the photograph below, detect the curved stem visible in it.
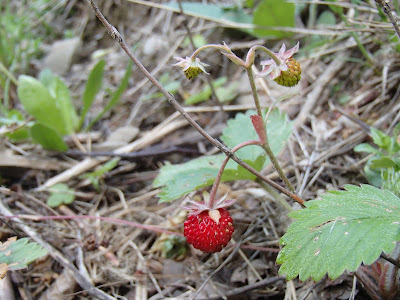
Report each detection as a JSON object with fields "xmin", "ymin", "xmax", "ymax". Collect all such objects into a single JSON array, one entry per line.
[
  {"xmin": 190, "ymin": 44, "xmax": 229, "ymax": 60},
  {"xmin": 248, "ymin": 45, "xmax": 281, "ymax": 66},
  {"xmin": 208, "ymin": 140, "xmax": 261, "ymax": 208}
]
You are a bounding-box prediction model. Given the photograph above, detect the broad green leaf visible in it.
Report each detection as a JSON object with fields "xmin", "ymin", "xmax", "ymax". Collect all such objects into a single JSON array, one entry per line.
[
  {"xmin": 47, "ymin": 183, "xmax": 75, "ymax": 207},
  {"xmin": 0, "ymin": 237, "xmax": 47, "ymax": 271},
  {"xmin": 86, "ymin": 62, "xmax": 132, "ymax": 131},
  {"xmin": 29, "ymin": 122, "xmax": 68, "ymax": 151},
  {"xmin": 79, "ymin": 60, "xmax": 106, "ymax": 129},
  {"xmin": 154, "ymin": 109, "xmax": 292, "ymax": 202},
  {"xmin": 277, "ymin": 184, "xmax": 400, "ymax": 281},
  {"xmin": 252, "ymin": 0, "xmax": 295, "ymax": 38},
  {"xmin": 39, "ymin": 70, "xmax": 78, "ymax": 134},
  {"xmin": 18, "ymin": 75, "xmax": 70, "ymax": 135}
]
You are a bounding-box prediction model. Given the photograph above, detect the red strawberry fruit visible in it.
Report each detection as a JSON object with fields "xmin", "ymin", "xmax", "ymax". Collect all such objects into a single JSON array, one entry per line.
[{"xmin": 184, "ymin": 208, "xmax": 234, "ymax": 253}]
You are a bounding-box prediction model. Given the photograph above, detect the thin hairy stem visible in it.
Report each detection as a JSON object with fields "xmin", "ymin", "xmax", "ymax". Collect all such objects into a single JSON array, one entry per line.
[
  {"xmin": 245, "ymin": 64, "xmax": 295, "ymax": 192},
  {"xmin": 246, "ymin": 67, "xmax": 263, "ymax": 118}
]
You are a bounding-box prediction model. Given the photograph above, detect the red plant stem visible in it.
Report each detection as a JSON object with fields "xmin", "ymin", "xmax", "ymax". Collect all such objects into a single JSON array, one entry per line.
[
  {"xmin": 208, "ymin": 140, "xmax": 262, "ymax": 208},
  {"xmin": 85, "ymin": 0, "xmax": 305, "ymax": 207}
]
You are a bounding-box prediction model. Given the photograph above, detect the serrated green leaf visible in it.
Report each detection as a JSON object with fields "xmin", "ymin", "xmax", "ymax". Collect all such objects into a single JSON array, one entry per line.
[
  {"xmin": 252, "ymin": 0, "xmax": 295, "ymax": 38},
  {"xmin": 29, "ymin": 123, "xmax": 68, "ymax": 151},
  {"xmin": 277, "ymin": 184, "xmax": 400, "ymax": 281},
  {"xmin": 47, "ymin": 183, "xmax": 75, "ymax": 207},
  {"xmin": 154, "ymin": 109, "xmax": 292, "ymax": 202},
  {"xmin": 0, "ymin": 237, "xmax": 47, "ymax": 271},
  {"xmin": 79, "ymin": 60, "xmax": 106, "ymax": 129}
]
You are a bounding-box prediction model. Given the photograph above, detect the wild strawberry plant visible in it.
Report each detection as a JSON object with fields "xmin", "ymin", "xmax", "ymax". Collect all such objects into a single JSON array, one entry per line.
[{"xmin": 153, "ymin": 40, "xmax": 400, "ymax": 296}]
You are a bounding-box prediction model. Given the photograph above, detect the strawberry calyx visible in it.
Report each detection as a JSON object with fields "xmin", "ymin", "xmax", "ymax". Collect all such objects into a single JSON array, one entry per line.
[{"xmin": 181, "ymin": 191, "xmax": 236, "ymax": 217}]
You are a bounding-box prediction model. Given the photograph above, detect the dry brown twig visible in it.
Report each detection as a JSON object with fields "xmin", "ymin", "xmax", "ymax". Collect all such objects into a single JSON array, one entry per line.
[{"xmin": 375, "ymin": 0, "xmax": 400, "ymax": 39}]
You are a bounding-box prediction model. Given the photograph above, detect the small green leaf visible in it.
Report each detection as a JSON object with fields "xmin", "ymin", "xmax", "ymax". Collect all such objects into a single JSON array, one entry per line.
[
  {"xmin": 0, "ymin": 237, "xmax": 47, "ymax": 271},
  {"xmin": 29, "ymin": 123, "xmax": 68, "ymax": 151},
  {"xmin": 252, "ymin": 0, "xmax": 295, "ymax": 38},
  {"xmin": 354, "ymin": 143, "xmax": 380, "ymax": 155},
  {"xmin": 79, "ymin": 60, "xmax": 106, "ymax": 129},
  {"xmin": 370, "ymin": 127, "xmax": 392, "ymax": 153},
  {"xmin": 364, "ymin": 163, "xmax": 383, "ymax": 187},
  {"xmin": 86, "ymin": 62, "xmax": 132, "ymax": 131},
  {"xmin": 277, "ymin": 185, "xmax": 400, "ymax": 281},
  {"xmin": 47, "ymin": 183, "xmax": 75, "ymax": 207},
  {"xmin": 369, "ymin": 157, "xmax": 397, "ymax": 169},
  {"xmin": 80, "ymin": 158, "xmax": 120, "ymax": 190}
]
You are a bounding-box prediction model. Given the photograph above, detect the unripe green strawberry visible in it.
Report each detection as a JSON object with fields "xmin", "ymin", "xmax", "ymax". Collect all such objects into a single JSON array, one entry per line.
[
  {"xmin": 274, "ymin": 58, "xmax": 301, "ymax": 87},
  {"xmin": 184, "ymin": 208, "xmax": 234, "ymax": 253}
]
